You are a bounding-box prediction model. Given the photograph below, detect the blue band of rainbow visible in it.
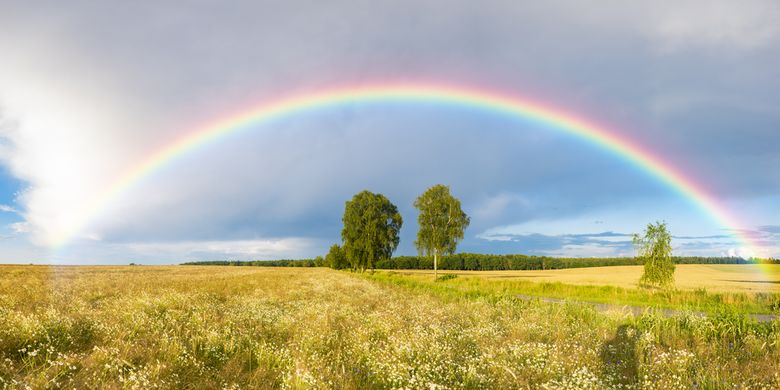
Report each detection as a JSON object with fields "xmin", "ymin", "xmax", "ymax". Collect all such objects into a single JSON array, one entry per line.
[{"xmin": 53, "ymin": 84, "xmax": 756, "ymax": 257}]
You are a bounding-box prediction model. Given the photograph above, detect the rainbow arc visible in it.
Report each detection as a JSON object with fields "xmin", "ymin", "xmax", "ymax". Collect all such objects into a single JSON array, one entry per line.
[{"xmin": 53, "ymin": 84, "xmax": 756, "ymax": 257}]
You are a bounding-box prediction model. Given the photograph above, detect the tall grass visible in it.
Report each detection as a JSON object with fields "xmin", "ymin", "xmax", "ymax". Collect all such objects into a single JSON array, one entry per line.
[
  {"xmin": 0, "ymin": 265, "xmax": 778, "ymax": 388},
  {"xmin": 371, "ymin": 271, "xmax": 780, "ymax": 314}
]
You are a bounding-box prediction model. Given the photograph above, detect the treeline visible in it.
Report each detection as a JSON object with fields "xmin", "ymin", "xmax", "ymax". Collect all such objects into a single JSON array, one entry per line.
[
  {"xmin": 374, "ymin": 254, "xmax": 778, "ymax": 270},
  {"xmin": 181, "ymin": 259, "xmax": 322, "ymax": 267},
  {"xmin": 182, "ymin": 254, "xmax": 778, "ymax": 270}
]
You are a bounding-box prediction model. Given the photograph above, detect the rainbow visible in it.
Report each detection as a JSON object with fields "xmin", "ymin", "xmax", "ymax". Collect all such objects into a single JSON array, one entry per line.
[{"xmin": 54, "ymin": 83, "xmax": 757, "ymax": 256}]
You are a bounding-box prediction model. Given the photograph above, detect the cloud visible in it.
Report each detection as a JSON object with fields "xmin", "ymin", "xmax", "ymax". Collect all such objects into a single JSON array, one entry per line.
[
  {"xmin": 643, "ymin": 1, "xmax": 780, "ymax": 51},
  {"xmin": 759, "ymin": 225, "xmax": 780, "ymax": 234},
  {"xmin": 0, "ymin": 2, "xmax": 778, "ymax": 262},
  {"xmin": 542, "ymin": 0, "xmax": 780, "ymax": 52},
  {"xmin": 52, "ymin": 237, "xmax": 325, "ymax": 265},
  {"xmin": 0, "ymin": 204, "xmax": 17, "ymax": 213},
  {"xmin": 471, "ymin": 193, "xmax": 531, "ymax": 222},
  {"xmin": 9, "ymin": 222, "xmax": 32, "ymax": 234},
  {"xmin": 477, "ymin": 230, "xmax": 634, "ymax": 255},
  {"xmin": 124, "ymin": 238, "xmax": 322, "ymax": 260},
  {"xmin": 473, "ymin": 222, "xmax": 761, "ymax": 258}
]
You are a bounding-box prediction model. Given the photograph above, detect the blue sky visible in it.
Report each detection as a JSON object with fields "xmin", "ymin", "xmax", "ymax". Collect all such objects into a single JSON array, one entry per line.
[{"xmin": 0, "ymin": 1, "xmax": 779, "ymax": 264}]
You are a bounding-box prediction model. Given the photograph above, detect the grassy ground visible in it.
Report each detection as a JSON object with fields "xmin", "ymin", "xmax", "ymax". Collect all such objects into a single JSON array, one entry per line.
[
  {"xmin": 1, "ymin": 265, "xmax": 780, "ymax": 388},
  {"xmin": 379, "ymin": 266, "xmax": 780, "ymax": 315},
  {"xmin": 392, "ymin": 264, "xmax": 780, "ymax": 293}
]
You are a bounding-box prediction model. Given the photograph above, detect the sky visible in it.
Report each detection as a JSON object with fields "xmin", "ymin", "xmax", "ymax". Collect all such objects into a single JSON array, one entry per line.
[{"xmin": 0, "ymin": 1, "xmax": 778, "ymax": 264}]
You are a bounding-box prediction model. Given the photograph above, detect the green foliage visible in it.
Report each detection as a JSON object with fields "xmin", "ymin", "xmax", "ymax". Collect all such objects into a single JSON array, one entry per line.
[
  {"xmin": 414, "ymin": 184, "xmax": 470, "ymax": 258},
  {"xmin": 633, "ymin": 221, "xmax": 675, "ymax": 288},
  {"xmin": 185, "ymin": 255, "xmax": 768, "ymax": 270},
  {"xmin": 374, "ymin": 254, "xmax": 761, "ymax": 271},
  {"xmin": 325, "ymin": 244, "xmax": 349, "ymax": 270},
  {"xmin": 435, "ymin": 273, "xmax": 458, "ymax": 282},
  {"xmin": 370, "ymin": 270, "xmax": 780, "ymax": 314},
  {"xmin": 182, "ymin": 259, "xmax": 317, "ymax": 267},
  {"xmin": 341, "ymin": 190, "xmax": 403, "ymax": 272}
]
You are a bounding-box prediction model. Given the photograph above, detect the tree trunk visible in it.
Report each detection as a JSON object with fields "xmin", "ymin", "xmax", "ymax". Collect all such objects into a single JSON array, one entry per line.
[{"xmin": 434, "ymin": 250, "xmax": 438, "ymax": 279}]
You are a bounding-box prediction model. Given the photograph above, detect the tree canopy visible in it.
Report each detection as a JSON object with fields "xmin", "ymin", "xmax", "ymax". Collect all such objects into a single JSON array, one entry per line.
[
  {"xmin": 414, "ymin": 184, "xmax": 470, "ymax": 277},
  {"xmin": 325, "ymin": 244, "xmax": 349, "ymax": 270},
  {"xmin": 633, "ymin": 221, "xmax": 675, "ymax": 288},
  {"xmin": 341, "ymin": 190, "xmax": 403, "ymax": 272}
]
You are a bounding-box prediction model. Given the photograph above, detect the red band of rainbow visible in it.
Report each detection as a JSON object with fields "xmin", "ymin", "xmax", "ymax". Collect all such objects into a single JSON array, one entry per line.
[{"xmin": 53, "ymin": 83, "xmax": 757, "ymax": 257}]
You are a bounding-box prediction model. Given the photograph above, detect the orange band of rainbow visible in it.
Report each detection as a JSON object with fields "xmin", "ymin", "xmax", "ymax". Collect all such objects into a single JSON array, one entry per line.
[{"xmin": 53, "ymin": 84, "xmax": 756, "ymax": 257}]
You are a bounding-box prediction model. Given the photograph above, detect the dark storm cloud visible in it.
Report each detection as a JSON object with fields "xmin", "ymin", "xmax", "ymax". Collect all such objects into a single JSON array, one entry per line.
[{"xmin": 1, "ymin": 1, "xmax": 778, "ymax": 261}]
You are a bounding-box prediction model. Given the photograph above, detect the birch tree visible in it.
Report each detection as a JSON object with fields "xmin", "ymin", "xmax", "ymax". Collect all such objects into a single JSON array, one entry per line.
[
  {"xmin": 633, "ymin": 221, "xmax": 675, "ymax": 288},
  {"xmin": 414, "ymin": 184, "xmax": 470, "ymax": 279}
]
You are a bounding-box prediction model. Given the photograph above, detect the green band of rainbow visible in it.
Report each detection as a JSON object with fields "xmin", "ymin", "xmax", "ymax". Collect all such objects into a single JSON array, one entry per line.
[{"xmin": 54, "ymin": 83, "xmax": 756, "ymax": 256}]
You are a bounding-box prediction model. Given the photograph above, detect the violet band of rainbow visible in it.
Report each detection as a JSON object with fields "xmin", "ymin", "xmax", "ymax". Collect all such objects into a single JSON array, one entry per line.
[{"xmin": 52, "ymin": 84, "xmax": 756, "ymax": 257}]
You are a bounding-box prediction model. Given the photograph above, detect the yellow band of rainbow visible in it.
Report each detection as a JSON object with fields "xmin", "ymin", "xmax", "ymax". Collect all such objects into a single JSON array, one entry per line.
[{"xmin": 53, "ymin": 83, "xmax": 756, "ymax": 257}]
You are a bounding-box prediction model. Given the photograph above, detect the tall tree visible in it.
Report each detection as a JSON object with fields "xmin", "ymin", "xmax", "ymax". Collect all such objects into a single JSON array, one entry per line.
[
  {"xmin": 341, "ymin": 191, "xmax": 403, "ymax": 272},
  {"xmin": 414, "ymin": 184, "xmax": 470, "ymax": 279},
  {"xmin": 633, "ymin": 221, "xmax": 675, "ymax": 288}
]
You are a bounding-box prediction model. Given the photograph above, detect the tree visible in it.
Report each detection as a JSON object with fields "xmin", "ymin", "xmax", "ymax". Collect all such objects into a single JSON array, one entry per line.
[
  {"xmin": 341, "ymin": 191, "xmax": 403, "ymax": 272},
  {"xmin": 414, "ymin": 184, "xmax": 470, "ymax": 279},
  {"xmin": 633, "ymin": 221, "xmax": 675, "ymax": 288},
  {"xmin": 325, "ymin": 244, "xmax": 348, "ymax": 270}
]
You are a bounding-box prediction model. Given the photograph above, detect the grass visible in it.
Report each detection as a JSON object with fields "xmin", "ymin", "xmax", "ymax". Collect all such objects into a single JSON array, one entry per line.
[
  {"xmin": 392, "ymin": 264, "xmax": 780, "ymax": 293},
  {"xmin": 387, "ymin": 265, "xmax": 780, "ymax": 314},
  {"xmin": 1, "ymin": 265, "xmax": 780, "ymax": 388}
]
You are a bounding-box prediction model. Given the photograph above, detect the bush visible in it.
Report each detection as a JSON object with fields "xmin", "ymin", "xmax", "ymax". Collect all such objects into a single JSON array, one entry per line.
[{"xmin": 435, "ymin": 273, "xmax": 458, "ymax": 282}]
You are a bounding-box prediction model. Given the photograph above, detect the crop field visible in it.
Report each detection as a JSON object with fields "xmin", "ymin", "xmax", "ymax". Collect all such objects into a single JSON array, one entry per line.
[
  {"xmin": 2, "ymin": 266, "xmax": 780, "ymax": 389},
  {"xmin": 392, "ymin": 264, "xmax": 780, "ymax": 293}
]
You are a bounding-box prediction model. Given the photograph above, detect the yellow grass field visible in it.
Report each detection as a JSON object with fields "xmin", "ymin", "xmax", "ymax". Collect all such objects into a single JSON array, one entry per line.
[
  {"xmin": 392, "ymin": 264, "xmax": 780, "ymax": 293},
  {"xmin": 1, "ymin": 265, "xmax": 779, "ymax": 388}
]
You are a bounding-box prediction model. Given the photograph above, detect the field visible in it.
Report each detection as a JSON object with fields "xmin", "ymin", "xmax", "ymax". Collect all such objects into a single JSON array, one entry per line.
[
  {"xmin": 2, "ymin": 266, "xmax": 780, "ymax": 389},
  {"xmin": 393, "ymin": 264, "xmax": 780, "ymax": 293}
]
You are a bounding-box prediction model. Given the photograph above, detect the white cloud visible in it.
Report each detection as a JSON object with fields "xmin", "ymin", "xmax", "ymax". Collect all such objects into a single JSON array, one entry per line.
[
  {"xmin": 125, "ymin": 238, "xmax": 317, "ymax": 258},
  {"xmin": 645, "ymin": 1, "xmax": 780, "ymax": 51},
  {"xmin": 0, "ymin": 36, "xmax": 152, "ymax": 247},
  {"xmin": 538, "ymin": 244, "xmax": 631, "ymax": 258},
  {"xmin": 471, "ymin": 193, "xmax": 530, "ymax": 222},
  {"xmin": 50, "ymin": 237, "xmax": 324, "ymax": 265},
  {"xmin": 554, "ymin": 0, "xmax": 780, "ymax": 52},
  {"xmin": 9, "ymin": 222, "xmax": 31, "ymax": 234},
  {"xmin": 0, "ymin": 205, "xmax": 17, "ymax": 213}
]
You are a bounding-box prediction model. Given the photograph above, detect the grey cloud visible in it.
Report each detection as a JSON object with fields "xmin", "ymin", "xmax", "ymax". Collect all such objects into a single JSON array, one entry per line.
[
  {"xmin": 470, "ymin": 230, "xmax": 753, "ymax": 257},
  {"xmin": 477, "ymin": 231, "xmax": 635, "ymax": 252},
  {"xmin": 0, "ymin": 1, "xmax": 778, "ymax": 261},
  {"xmin": 759, "ymin": 225, "xmax": 780, "ymax": 234},
  {"xmin": 673, "ymin": 235, "xmax": 733, "ymax": 240}
]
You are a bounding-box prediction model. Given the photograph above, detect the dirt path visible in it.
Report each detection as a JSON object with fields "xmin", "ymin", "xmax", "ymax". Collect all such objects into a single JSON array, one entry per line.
[{"xmin": 516, "ymin": 294, "xmax": 778, "ymax": 322}]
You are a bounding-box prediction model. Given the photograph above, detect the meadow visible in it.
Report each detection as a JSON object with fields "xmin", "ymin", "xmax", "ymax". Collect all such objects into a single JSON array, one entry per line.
[
  {"xmin": 390, "ymin": 264, "xmax": 780, "ymax": 293},
  {"xmin": 1, "ymin": 265, "xmax": 780, "ymax": 389},
  {"xmin": 385, "ymin": 265, "xmax": 780, "ymax": 315}
]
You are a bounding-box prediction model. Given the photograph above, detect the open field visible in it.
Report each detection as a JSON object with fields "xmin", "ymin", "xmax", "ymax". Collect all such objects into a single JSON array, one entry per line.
[
  {"xmin": 2, "ymin": 265, "xmax": 780, "ymax": 388},
  {"xmin": 380, "ymin": 265, "xmax": 780, "ymax": 315},
  {"xmin": 392, "ymin": 264, "xmax": 780, "ymax": 293}
]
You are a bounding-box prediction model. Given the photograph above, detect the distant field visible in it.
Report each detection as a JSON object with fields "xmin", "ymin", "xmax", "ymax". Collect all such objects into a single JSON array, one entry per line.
[
  {"xmin": 392, "ymin": 264, "xmax": 780, "ymax": 293},
  {"xmin": 1, "ymin": 266, "xmax": 779, "ymax": 388}
]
